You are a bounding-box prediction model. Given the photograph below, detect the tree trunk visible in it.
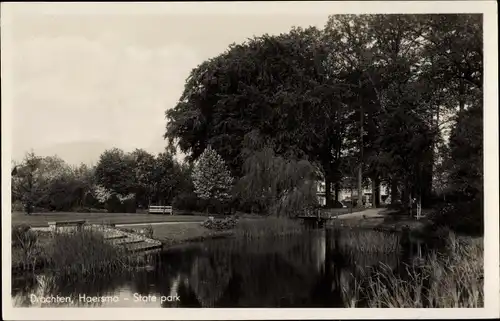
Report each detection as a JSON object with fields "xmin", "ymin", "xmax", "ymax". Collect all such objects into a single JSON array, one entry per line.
[
  {"xmin": 421, "ymin": 164, "xmax": 433, "ymax": 208},
  {"xmin": 357, "ymin": 164, "xmax": 363, "ymax": 208},
  {"xmin": 357, "ymin": 101, "xmax": 364, "ymax": 209},
  {"xmin": 334, "ymin": 183, "xmax": 340, "ymax": 203},
  {"xmin": 402, "ymin": 179, "xmax": 411, "ymax": 215},
  {"xmin": 371, "ymin": 178, "xmax": 377, "ymax": 208},
  {"xmin": 325, "ymin": 178, "xmax": 333, "ymax": 208},
  {"xmin": 390, "ymin": 178, "xmax": 399, "ymax": 204},
  {"xmin": 374, "ymin": 177, "xmax": 381, "ymax": 208},
  {"xmin": 350, "ymin": 189, "xmax": 354, "ymax": 214}
]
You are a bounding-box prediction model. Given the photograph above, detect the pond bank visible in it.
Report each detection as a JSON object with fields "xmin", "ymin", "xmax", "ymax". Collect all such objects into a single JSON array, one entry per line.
[
  {"xmin": 10, "ymin": 214, "xmax": 442, "ymax": 275},
  {"xmin": 96, "ymin": 215, "xmax": 430, "ymax": 250},
  {"xmin": 11, "ymin": 226, "xmax": 161, "ymax": 276}
]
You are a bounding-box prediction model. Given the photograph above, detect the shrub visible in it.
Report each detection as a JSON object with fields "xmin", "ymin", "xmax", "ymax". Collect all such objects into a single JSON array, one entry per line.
[
  {"xmin": 172, "ymin": 192, "xmax": 204, "ymax": 212},
  {"xmin": 201, "ymin": 216, "xmax": 238, "ymax": 231},
  {"xmin": 429, "ymin": 198, "xmax": 483, "ymax": 235},
  {"xmin": 11, "ymin": 200, "xmax": 25, "ymax": 213},
  {"xmin": 73, "ymin": 207, "xmax": 109, "ymax": 213},
  {"xmin": 12, "ymin": 224, "xmax": 44, "ymax": 271},
  {"xmin": 139, "ymin": 225, "xmax": 154, "ymax": 238},
  {"xmin": 12, "ymin": 224, "xmax": 33, "ymax": 247}
]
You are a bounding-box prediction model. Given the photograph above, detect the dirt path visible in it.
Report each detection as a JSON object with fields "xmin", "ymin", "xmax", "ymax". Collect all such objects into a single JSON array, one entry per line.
[{"xmin": 336, "ymin": 208, "xmax": 391, "ymax": 220}]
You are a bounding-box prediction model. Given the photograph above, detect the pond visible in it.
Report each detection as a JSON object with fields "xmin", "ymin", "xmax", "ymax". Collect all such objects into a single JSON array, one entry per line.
[{"xmin": 12, "ymin": 228, "xmax": 428, "ymax": 308}]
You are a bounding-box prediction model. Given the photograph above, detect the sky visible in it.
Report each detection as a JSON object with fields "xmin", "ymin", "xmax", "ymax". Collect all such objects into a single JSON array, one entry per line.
[{"xmin": 7, "ymin": 8, "xmax": 330, "ymax": 165}]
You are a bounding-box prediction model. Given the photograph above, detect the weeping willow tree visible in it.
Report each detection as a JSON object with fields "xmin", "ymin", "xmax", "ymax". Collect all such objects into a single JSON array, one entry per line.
[{"xmin": 236, "ymin": 131, "xmax": 320, "ymax": 217}]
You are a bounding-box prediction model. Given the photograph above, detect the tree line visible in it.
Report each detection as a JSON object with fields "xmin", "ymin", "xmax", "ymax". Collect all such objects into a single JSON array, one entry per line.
[
  {"xmin": 11, "ymin": 148, "xmax": 194, "ymax": 214},
  {"xmin": 164, "ymin": 14, "xmax": 483, "ymax": 231},
  {"xmin": 165, "ymin": 14, "xmax": 483, "ymax": 230}
]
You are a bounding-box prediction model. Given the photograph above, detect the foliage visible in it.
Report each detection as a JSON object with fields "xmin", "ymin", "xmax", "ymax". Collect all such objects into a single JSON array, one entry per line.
[
  {"xmin": 12, "ymin": 224, "xmax": 37, "ymax": 248},
  {"xmin": 446, "ymin": 104, "xmax": 483, "ymax": 200},
  {"xmin": 130, "ymin": 148, "xmax": 157, "ymax": 207},
  {"xmin": 201, "ymin": 216, "xmax": 238, "ymax": 231},
  {"xmin": 138, "ymin": 225, "xmax": 155, "ymax": 238},
  {"xmin": 11, "ymin": 224, "xmax": 44, "ymax": 271},
  {"xmin": 164, "ymin": 14, "xmax": 482, "ymax": 213},
  {"xmin": 428, "ymin": 199, "xmax": 483, "ymax": 235},
  {"xmin": 237, "ymin": 132, "xmax": 319, "ymax": 217},
  {"xmin": 192, "ymin": 146, "xmax": 234, "ymax": 207},
  {"xmin": 347, "ymin": 234, "xmax": 483, "ymax": 308},
  {"xmin": 11, "ymin": 152, "xmax": 50, "ymax": 214},
  {"xmin": 153, "ymin": 150, "xmax": 185, "ymax": 205},
  {"xmin": 94, "ymin": 148, "xmax": 136, "ymax": 199}
]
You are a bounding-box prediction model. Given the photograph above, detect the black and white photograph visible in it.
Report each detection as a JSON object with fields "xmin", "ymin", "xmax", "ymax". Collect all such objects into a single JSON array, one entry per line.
[{"xmin": 2, "ymin": 1, "xmax": 498, "ymax": 319}]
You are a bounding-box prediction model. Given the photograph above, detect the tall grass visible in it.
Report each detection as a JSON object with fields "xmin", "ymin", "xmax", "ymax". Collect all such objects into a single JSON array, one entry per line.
[
  {"xmin": 344, "ymin": 233, "xmax": 483, "ymax": 308},
  {"xmin": 12, "ymin": 224, "xmax": 46, "ymax": 271},
  {"xmin": 45, "ymin": 227, "xmax": 130, "ymax": 278},
  {"xmin": 331, "ymin": 227, "xmax": 401, "ymax": 254},
  {"xmin": 46, "ymin": 225, "xmax": 161, "ymax": 278},
  {"xmin": 234, "ymin": 217, "xmax": 305, "ymax": 238}
]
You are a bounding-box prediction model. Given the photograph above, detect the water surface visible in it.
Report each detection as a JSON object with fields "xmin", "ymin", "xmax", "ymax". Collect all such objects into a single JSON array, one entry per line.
[{"xmin": 12, "ymin": 229, "xmax": 426, "ymax": 308}]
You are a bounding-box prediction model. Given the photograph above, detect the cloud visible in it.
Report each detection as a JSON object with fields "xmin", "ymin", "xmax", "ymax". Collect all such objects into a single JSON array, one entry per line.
[{"xmin": 11, "ymin": 35, "xmax": 200, "ymax": 160}]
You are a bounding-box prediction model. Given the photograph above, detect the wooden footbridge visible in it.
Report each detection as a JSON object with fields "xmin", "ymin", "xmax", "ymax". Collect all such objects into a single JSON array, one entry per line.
[{"xmin": 297, "ymin": 210, "xmax": 338, "ymax": 229}]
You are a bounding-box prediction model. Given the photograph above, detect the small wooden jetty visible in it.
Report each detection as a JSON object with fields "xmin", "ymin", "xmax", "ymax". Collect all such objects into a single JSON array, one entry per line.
[
  {"xmin": 98, "ymin": 225, "xmax": 163, "ymax": 254},
  {"xmin": 39, "ymin": 221, "xmax": 163, "ymax": 254}
]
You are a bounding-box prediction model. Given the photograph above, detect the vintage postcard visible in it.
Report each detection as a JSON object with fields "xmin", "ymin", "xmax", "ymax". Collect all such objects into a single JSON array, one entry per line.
[{"xmin": 2, "ymin": 1, "xmax": 498, "ymax": 320}]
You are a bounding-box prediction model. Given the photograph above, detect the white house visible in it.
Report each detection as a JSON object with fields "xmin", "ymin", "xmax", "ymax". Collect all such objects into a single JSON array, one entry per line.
[{"xmin": 315, "ymin": 180, "xmax": 389, "ymax": 207}]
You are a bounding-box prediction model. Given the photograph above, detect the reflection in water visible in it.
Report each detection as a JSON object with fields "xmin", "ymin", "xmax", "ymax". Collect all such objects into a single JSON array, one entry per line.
[{"xmin": 12, "ymin": 229, "xmax": 422, "ymax": 308}]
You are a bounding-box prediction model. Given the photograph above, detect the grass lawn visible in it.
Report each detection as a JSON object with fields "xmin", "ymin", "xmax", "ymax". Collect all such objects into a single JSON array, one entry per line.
[
  {"xmin": 331, "ymin": 215, "xmax": 428, "ymax": 232},
  {"xmin": 320, "ymin": 207, "xmax": 364, "ymax": 216},
  {"xmin": 120, "ymin": 222, "xmax": 233, "ymax": 248},
  {"xmin": 11, "ymin": 212, "xmax": 206, "ymax": 227}
]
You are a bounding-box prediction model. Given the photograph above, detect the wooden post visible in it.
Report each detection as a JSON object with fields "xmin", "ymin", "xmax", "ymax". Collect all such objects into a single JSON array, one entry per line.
[{"xmin": 416, "ymin": 195, "xmax": 422, "ymax": 220}]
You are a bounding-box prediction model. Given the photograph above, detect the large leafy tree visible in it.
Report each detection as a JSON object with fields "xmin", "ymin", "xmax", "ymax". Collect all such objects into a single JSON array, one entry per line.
[
  {"xmin": 130, "ymin": 148, "xmax": 157, "ymax": 207},
  {"xmin": 94, "ymin": 148, "xmax": 136, "ymax": 199},
  {"xmin": 12, "ymin": 152, "xmax": 49, "ymax": 214},
  {"xmin": 166, "ymin": 13, "xmax": 482, "ymax": 213},
  {"xmin": 167, "ymin": 28, "xmax": 325, "ymax": 167},
  {"xmin": 165, "ymin": 27, "xmax": 350, "ymax": 207},
  {"xmin": 237, "ymin": 131, "xmax": 319, "ymax": 217},
  {"xmin": 322, "ymin": 14, "xmax": 482, "ymax": 209},
  {"xmin": 446, "ymin": 104, "xmax": 483, "ymax": 199},
  {"xmin": 154, "ymin": 150, "xmax": 184, "ymax": 205}
]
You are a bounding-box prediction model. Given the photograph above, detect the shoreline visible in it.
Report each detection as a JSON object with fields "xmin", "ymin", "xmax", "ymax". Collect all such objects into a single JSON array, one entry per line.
[{"xmin": 10, "ymin": 215, "xmax": 442, "ymax": 276}]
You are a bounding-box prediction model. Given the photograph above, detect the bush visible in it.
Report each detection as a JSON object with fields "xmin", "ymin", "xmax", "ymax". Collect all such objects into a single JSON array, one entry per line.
[
  {"xmin": 105, "ymin": 195, "xmax": 136, "ymax": 213},
  {"xmin": 11, "ymin": 200, "xmax": 25, "ymax": 213},
  {"xmin": 201, "ymin": 216, "xmax": 238, "ymax": 231},
  {"xmin": 138, "ymin": 225, "xmax": 154, "ymax": 238},
  {"xmin": 12, "ymin": 224, "xmax": 43, "ymax": 271},
  {"xmin": 172, "ymin": 192, "xmax": 205, "ymax": 212},
  {"xmin": 429, "ymin": 198, "xmax": 483, "ymax": 235},
  {"xmin": 12, "ymin": 224, "xmax": 36, "ymax": 248},
  {"xmin": 74, "ymin": 207, "xmax": 109, "ymax": 213}
]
